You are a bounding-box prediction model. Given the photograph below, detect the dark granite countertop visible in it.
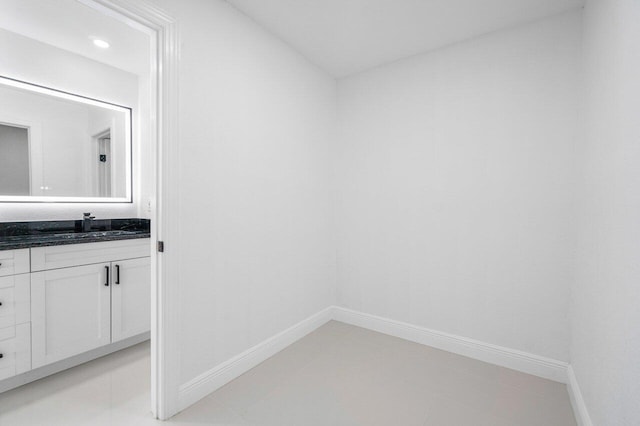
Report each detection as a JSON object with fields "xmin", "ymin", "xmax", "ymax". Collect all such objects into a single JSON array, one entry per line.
[{"xmin": 0, "ymin": 218, "xmax": 150, "ymax": 250}]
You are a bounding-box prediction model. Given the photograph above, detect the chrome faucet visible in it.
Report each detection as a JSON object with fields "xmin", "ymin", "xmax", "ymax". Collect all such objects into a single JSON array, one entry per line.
[{"xmin": 82, "ymin": 213, "xmax": 95, "ymax": 232}]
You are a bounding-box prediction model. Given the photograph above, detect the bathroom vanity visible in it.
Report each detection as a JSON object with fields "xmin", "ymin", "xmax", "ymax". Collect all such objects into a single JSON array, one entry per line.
[
  {"xmin": 0, "ymin": 69, "xmax": 150, "ymax": 392},
  {"xmin": 0, "ymin": 219, "xmax": 150, "ymax": 389}
]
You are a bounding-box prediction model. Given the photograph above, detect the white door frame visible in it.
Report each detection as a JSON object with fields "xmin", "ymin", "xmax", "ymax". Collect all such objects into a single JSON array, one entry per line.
[
  {"xmin": 91, "ymin": 127, "xmax": 113, "ymax": 197},
  {"xmin": 79, "ymin": 0, "xmax": 180, "ymax": 419}
]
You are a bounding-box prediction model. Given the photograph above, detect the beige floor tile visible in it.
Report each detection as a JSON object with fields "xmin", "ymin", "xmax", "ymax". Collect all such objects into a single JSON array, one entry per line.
[
  {"xmin": 424, "ymin": 394, "xmax": 505, "ymax": 426},
  {"xmin": 0, "ymin": 322, "xmax": 576, "ymax": 426}
]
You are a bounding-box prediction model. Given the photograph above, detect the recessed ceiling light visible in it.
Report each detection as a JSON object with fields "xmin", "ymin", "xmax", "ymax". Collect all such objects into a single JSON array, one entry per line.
[{"xmin": 93, "ymin": 39, "xmax": 110, "ymax": 49}]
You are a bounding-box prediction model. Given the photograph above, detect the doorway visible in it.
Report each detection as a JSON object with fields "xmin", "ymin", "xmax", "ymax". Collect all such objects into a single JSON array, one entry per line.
[
  {"xmin": 93, "ymin": 128, "xmax": 112, "ymax": 197},
  {"xmin": 78, "ymin": 0, "xmax": 181, "ymax": 419}
]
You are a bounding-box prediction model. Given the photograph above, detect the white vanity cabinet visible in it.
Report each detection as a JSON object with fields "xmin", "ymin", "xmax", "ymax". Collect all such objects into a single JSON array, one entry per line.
[
  {"xmin": 29, "ymin": 239, "xmax": 150, "ymax": 369},
  {"xmin": 0, "ymin": 269, "xmax": 31, "ymax": 381}
]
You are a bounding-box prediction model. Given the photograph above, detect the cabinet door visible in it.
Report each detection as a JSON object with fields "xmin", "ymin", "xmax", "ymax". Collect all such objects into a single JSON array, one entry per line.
[
  {"xmin": 111, "ymin": 257, "xmax": 150, "ymax": 342},
  {"xmin": 31, "ymin": 263, "xmax": 111, "ymax": 368}
]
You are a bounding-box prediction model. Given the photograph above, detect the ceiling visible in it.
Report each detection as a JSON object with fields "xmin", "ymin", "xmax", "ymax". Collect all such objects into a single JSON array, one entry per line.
[
  {"xmin": 0, "ymin": 0, "xmax": 150, "ymax": 76},
  {"xmin": 226, "ymin": 0, "xmax": 584, "ymax": 77}
]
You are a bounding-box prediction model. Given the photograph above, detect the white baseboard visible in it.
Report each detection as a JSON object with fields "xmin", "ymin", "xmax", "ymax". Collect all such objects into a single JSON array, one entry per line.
[
  {"xmin": 177, "ymin": 305, "xmax": 574, "ymax": 415},
  {"xmin": 333, "ymin": 306, "xmax": 569, "ymax": 383},
  {"xmin": 177, "ymin": 306, "xmax": 334, "ymax": 411},
  {"xmin": 567, "ymin": 365, "xmax": 593, "ymax": 426}
]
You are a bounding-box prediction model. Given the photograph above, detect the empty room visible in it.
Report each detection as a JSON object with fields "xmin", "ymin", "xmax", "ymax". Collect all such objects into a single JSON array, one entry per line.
[{"xmin": 0, "ymin": 0, "xmax": 637, "ymax": 425}]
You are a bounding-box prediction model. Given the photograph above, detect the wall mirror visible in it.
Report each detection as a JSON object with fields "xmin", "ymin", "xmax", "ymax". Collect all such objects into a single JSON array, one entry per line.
[{"xmin": 0, "ymin": 76, "xmax": 132, "ymax": 203}]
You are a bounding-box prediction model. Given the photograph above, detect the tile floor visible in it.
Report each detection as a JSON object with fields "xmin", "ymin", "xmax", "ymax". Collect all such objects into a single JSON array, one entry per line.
[{"xmin": 0, "ymin": 321, "xmax": 576, "ymax": 425}]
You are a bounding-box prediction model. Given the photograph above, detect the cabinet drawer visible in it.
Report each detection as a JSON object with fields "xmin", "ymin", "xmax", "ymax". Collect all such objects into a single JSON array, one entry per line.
[
  {"xmin": 0, "ymin": 323, "xmax": 31, "ymax": 381},
  {"xmin": 0, "ymin": 275, "xmax": 30, "ymax": 329},
  {"xmin": 0, "ymin": 249, "xmax": 30, "ymax": 277},
  {"xmin": 31, "ymin": 239, "xmax": 150, "ymax": 272}
]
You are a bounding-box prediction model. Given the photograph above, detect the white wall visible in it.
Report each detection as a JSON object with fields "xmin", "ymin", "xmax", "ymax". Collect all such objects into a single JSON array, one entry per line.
[
  {"xmin": 0, "ymin": 28, "xmax": 145, "ymax": 221},
  {"xmin": 151, "ymin": 0, "xmax": 337, "ymax": 387},
  {"xmin": 572, "ymin": 0, "xmax": 640, "ymax": 424},
  {"xmin": 335, "ymin": 12, "xmax": 582, "ymax": 362}
]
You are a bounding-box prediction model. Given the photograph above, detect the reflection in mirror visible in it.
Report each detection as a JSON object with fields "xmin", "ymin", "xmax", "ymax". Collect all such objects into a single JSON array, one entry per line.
[
  {"xmin": 0, "ymin": 76, "xmax": 132, "ymax": 202},
  {"xmin": 0, "ymin": 123, "xmax": 29, "ymax": 195}
]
